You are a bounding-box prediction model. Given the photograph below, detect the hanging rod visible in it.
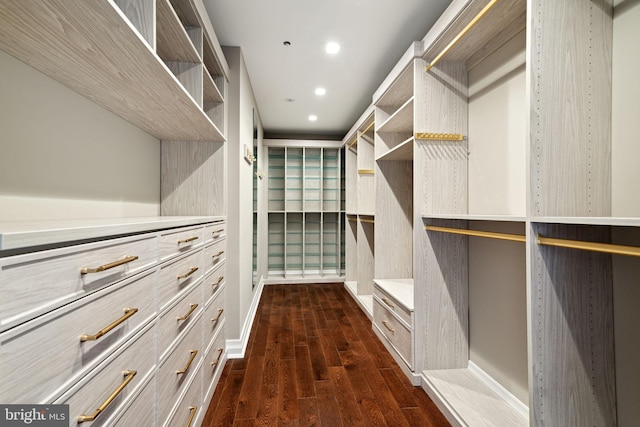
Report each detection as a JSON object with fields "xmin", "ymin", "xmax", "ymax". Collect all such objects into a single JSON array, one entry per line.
[
  {"xmin": 360, "ymin": 218, "xmax": 375, "ymax": 224},
  {"xmin": 347, "ymin": 137, "xmax": 358, "ymax": 148},
  {"xmin": 359, "ymin": 120, "xmax": 375, "ymax": 135},
  {"xmin": 537, "ymin": 234, "xmax": 640, "ymax": 258},
  {"xmin": 415, "ymin": 133, "xmax": 465, "ymax": 141},
  {"xmin": 425, "ymin": 0, "xmax": 500, "ymax": 72},
  {"xmin": 425, "ymin": 225, "xmax": 525, "ymax": 242},
  {"xmin": 347, "ymin": 216, "xmax": 358, "ymax": 222},
  {"xmin": 358, "ymin": 169, "xmax": 375, "ymax": 175}
]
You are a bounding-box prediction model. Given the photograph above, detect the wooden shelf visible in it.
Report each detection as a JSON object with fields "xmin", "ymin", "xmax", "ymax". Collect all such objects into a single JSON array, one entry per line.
[
  {"xmin": 376, "ymin": 64, "xmax": 414, "ymax": 110},
  {"xmin": 377, "ymin": 97, "xmax": 414, "ymax": 133},
  {"xmin": 0, "ymin": 0, "xmax": 224, "ymax": 141},
  {"xmin": 157, "ymin": 0, "xmax": 201, "ymax": 63},
  {"xmin": 377, "ymin": 137, "xmax": 414, "ymax": 161}
]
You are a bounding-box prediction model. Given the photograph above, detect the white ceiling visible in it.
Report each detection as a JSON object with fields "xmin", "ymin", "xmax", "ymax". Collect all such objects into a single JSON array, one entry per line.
[{"xmin": 202, "ymin": 0, "xmax": 452, "ymax": 138}]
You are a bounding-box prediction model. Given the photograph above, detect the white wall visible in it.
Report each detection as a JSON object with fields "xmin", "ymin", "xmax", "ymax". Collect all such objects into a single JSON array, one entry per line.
[
  {"xmin": 0, "ymin": 51, "xmax": 160, "ymax": 221},
  {"xmin": 223, "ymin": 46, "xmax": 263, "ymax": 345}
]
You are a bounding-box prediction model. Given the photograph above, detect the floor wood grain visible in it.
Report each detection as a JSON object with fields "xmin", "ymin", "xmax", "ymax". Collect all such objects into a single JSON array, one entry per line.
[{"xmin": 202, "ymin": 283, "xmax": 451, "ymax": 426}]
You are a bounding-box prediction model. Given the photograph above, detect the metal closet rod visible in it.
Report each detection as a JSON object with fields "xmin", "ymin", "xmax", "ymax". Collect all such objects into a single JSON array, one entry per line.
[
  {"xmin": 358, "ymin": 169, "xmax": 375, "ymax": 175},
  {"xmin": 424, "ymin": 225, "xmax": 525, "ymax": 242},
  {"xmin": 347, "ymin": 121, "xmax": 375, "ymax": 148},
  {"xmin": 537, "ymin": 234, "xmax": 640, "ymax": 257},
  {"xmin": 425, "ymin": 0, "xmax": 501, "ymax": 72}
]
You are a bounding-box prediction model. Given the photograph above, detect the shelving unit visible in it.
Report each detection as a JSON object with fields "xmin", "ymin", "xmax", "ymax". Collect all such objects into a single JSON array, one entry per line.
[{"xmin": 265, "ymin": 141, "xmax": 345, "ymax": 282}]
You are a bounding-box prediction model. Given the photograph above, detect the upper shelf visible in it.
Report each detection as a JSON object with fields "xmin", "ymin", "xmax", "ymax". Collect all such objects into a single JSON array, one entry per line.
[{"xmin": 0, "ymin": 0, "xmax": 225, "ymax": 142}]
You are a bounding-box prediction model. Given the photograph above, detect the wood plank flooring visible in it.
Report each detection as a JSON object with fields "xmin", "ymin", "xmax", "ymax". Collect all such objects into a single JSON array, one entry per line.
[{"xmin": 202, "ymin": 283, "xmax": 450, "ymax": 426}]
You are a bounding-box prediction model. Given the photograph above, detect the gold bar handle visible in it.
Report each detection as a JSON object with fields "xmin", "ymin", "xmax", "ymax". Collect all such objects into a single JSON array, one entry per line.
[
  {"xmin": 176, "ymin": 350, "xmax": 198, "ymax": 375},
  {"xmin": 177, "ymin": 303, "xmax": 198, "ymax": 321},
  {"xmin": 212, "ymin": 250, "xmax": 225, "ymax": 258},
  {"xmin": 185, "ymin": 406, "xmax": 197, "ymax": 427},
  {"xmin": 80, "ymin": 308, "xmax": 138, "ymax": 342},
  {"xmin": 382, "ymin": 298, "xmax": 395, "ymax": 309},
  {"xmin": 177, "ymin": 267, "xmax": 198, "ymax": 279},
  {"xmin": 178, "ymin": 236, "xmax": 199, "ymax": 244},
  {"xmin": 381, "ymin": 320, "xmax": 395, "ymax": 333},
  {"xmin": 212, "ymin": 228, "xmax": 225, "ymax": 235},
  {"xmin": 81, "ymin": 255, "xmax": 138, "ymax": 274},
  {"xmin": 211, "ymin": 308, "xmax": 224, "ymax": 325},
  {"xmin": 212, "ymin": 276, "xmax": 224, "ymax": 287},
  {"xmin": 77, "ymin": 370, "xmax": 137, "ymax": 423},
  {"xmin": 211, "ymin": 348, "xmax": 224, "ymax": 367}
]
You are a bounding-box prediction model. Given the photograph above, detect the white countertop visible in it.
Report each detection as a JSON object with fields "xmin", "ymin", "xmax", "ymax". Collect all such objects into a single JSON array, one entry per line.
[
  {"xmin": 0, "ymin": 216, "xmax": 224, "ymax": 251},
  {"xmin": 373, "ymin": 278, "xmax": 414, "ymax": 311}
]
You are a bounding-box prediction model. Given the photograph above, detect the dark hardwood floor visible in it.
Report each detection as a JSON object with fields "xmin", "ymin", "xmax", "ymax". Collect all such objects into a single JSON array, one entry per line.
[{"xmin": 202, "ymin": 283, "xmax": 450, "ymax": 426}]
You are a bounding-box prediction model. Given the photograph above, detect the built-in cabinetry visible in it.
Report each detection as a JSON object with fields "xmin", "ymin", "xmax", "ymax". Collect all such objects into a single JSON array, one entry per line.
[
  {"xmin": 0, "ymin": 218, "xmax": 226, "ymax": 427},
  {"xmin": 265, "ymin": 140, "xmax": 345, "ymax": 282}
]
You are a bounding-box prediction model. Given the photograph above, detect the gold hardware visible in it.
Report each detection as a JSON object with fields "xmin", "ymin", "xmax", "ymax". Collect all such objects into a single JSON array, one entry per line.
[
  {"xmin": 212, "ymin": 228, "xmax": 224, "ymax": 235},
  {"xmin": 80, "ymin": 308, "xmax": 138, "ymax": 342},
  {"xmin": 425, "ymin": 0, "xmax": 500, "ymax": 72},
  {"xmin": 212, "ymin": 250, "xmax": 225, "ymax": 258},
  {"xmin": 382, "ymin": 298, "xmax": 395, "ymax": 309},
  {"xmin": 347, "ymin": 216, "xmax": 358, "ymax": 222},
  {"xmin": 381, "ymin": 320, "xmax": 395, "ymax": 333},
  {"xmin": 77, "ymin": 370, "xmax": 137, "ymax": 423},
  {"xmin": 425, "ymin": 225, "xmax": 526, "ymax": 243},
  {"xmin": 178, "ymin": 236, "xmax": 199, "ymax": 244},
  {"xmin": 80, "ymin": 255, "xmax": 138, "ymax": 274},
  {"xmin": 211, "ymin": 348, "xmax": 224, "ymax": 367},
  {"xmin": 176, "ymin": 350, "xmax": 198, "ymax": 374},
  {"xmin": 360, "ymin": 120, "xmax": 375, "ymax": 135},
  {"xmin": 212, "ymin": 276, "xmax": 224, "ymax": 287},
  {"xmin": 177, "ymin": 267, "xmax": 198, "ymax": 279},
  {"xmin": 359, "ymin": 218, "xmax": 375, "ymax": 224},
  {"xmin": 211, "ymin": 308, "xmax": 224, "ymax": 325},
  {"xmin": 185, "ymin": 406, "xmax": 197, "ymax": 427},
  {"xmin": 177, "ymin": 304, "xmax": 198, "ymax": 321},
  {"xmin": 347, "ymin": 137, "xmax": 358, "ymax": 148},
  {"xmin": 415, "ymin": 133, "xmax": 465, "ymax": 141},
  {"xmin": 537, "ymin": 234, "xmax": 640, "ymax": 257},
  {"xmin": 357, "ymin": 169, "xmax": 375, "ymax": 175}
]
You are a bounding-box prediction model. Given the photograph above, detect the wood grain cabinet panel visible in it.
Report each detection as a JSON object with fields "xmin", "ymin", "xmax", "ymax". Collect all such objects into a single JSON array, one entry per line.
[
  {"xmin": 203, "ymin": 285, "xmax": 225, "ymax": 346},
  {"xmin": 165, "ymin": 364, "xmax": 203, "ymax": 427},
  {"xmin": 203, "ymin": 261, "xmax": 225, "ymax": 304},
  {"xmin": 204, "ymin": 221, "xmax": 226, "ymax": 244},
  {"xmin": 159, "ymin": 225, "xmax": 205, "ymax": 261},
  {"xmin": 203, "ymin": 322, "xmax": 226, "ymax": 404},
  {"xmin": 373, "ymin": 285, "xmax": 412, "ymax": 328},
  {"xmin": 373, "ymin": 297, "xmax": 413, "ymax": 369},
  {"xmin": 112, "ymin": 374, "xmax": 156, "ymax": 427},
  {"xmin": 158, "ymin": 281, "xmax": 203, "ymax": 360},
  {"xmin": 158, "ymin": 249, "xmax": 203, "ymax": 310},
  {"xmin": 203, "ymin": 238, "xmax": 225, "ymax": 277}
]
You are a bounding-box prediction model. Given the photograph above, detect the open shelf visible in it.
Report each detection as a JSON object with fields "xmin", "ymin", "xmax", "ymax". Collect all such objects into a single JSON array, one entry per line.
[{"xmin": 376, "ymin": 136, "xmax": 414, "ymax": 161}]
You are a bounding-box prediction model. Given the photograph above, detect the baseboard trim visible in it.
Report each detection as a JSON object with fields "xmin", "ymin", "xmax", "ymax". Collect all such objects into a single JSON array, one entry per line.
[
  {"xmin": 226, "ymin": 276, "xmax": 264, "ymax": 359},
  {"xmin": 467, "ymin": 361, "xmax": 529, "ymax": 420}
]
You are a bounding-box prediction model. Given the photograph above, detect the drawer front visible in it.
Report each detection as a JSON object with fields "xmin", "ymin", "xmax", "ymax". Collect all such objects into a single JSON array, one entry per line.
[
  {"xmin": 0, "ymin": 269, "xmax": 157, "ymax": 404},
  {"xmin": 373, "ymin": 285, "xmax": 413, "ymax": 328},
  {"xmin": 203, "ymin": 238, "xmax": 225, "ymax": 277},
  {"xmin": 203, "ymin": 287, "xmax": 225, "ymax": 346},
  {"xmin": 0, "ymin": 233, "xmax": 157, "ymax": 332},
  {"xmin": 165, "ymin": 364, "xmax": 203, "ymax": 427},
  {"xmin": 204, "ymin": 261, "xmax": 225, "ymax": 304},
  {"xmin": 205, "ymin": 221, "xmax": 226, "ymax": 245},
  {"xmin": 158, "ymin": 249, "xmax": 203, "ymax": 310},
  {"xmin": 159, "ymin": 226, "xmax": 205, "ymax": 262},
  {"xmin": 56, "ymin": 323, "xmax": 156, "ymax": 427},
  {"xmin": 373, "ymin": 297, "xmax": 413, "ymax": 368},
  {"xmin": 157, "ymin": 316, "xmax": 203, "ymax": 424},
  {"xmin": 203, "ymin": 323, "xmax": 226, "ymax": 404},
  {"xmin": 112, "ymin": 374, "xmax": 155, "ymax": 427},
  {"xmin": 158, "ymin": 281, "xmax": 203, "ymax": 360}
]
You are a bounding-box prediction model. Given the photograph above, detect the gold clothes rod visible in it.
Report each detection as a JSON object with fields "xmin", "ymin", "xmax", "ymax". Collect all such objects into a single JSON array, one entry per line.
[
  {"xmin": 347, "ymin": 137, "xmax": 358, "ymax": 148},
  {"xmin": 425, "ymin": 0, "xmax": 500, "ymax": 72},
  {"xmin": 358, "ymin": 169, "xmax": 375, "ymax": 175},
  {"xmin": 425, "ymin": 225, "xmax": 525, "ymax": 242},
  {"xmin": 360, "ymin": 218, "xmax": 375, "ymax": 224},
  {"xmin": 537, "ymin": 234, "xmax": 640, "ymax": 258},
  {"xmin": 415, "ymin": 133, "xmax": 465, "ymax": 141},
  {"xmin": 359, "ymin": 120, "xmax": 375, "ymax": 135}
]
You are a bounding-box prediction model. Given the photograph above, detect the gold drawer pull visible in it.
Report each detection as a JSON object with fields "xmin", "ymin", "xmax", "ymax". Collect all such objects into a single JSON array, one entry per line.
[
  {"xmin": 211, "ymin": 348, "xmax": 224, "ymax": 367},
  {"xmin": 178, "ymin": 236, "xmax": 199, "ymax": 244},
  {"xmin": 382, "ymin": 298, "xmax": 395, "ymax": 309},
  {"xmin": 80, "ymin": 308, "xmax": 138, "ymax": 342},
  {"xmin": 212, "ymin": 276, "xmax": 224, "ymax": 287},
  {"xmin": 186, "ymin": 406, "xmax": 197, "ymax": 427},
  {"xmin": 212, "ymin": 250, "xmax": 225, "ymax": 258},
  {"xmin": 77, "ymin": 370, "xmax": 137, "ymax": 423},
  {"xmin": 80, "ymin": 255, "xmax": 138, "ymax": 274},
  {"xmin": 177, "ymin": 303, "xmax": 198, "ymax": 321},
  {"xmin": 382, "ymin": 320, "xmax": 395, "ymax": 333},
  {"xmin": 177, "ymin": 267, "xmax": 198, "ymax": 279},
  {"xmin": 211, "ymin": 308, "xmax": 224, "ymax": 325},
  {"xmin": 176, "ymin": 350, "xmax": 198, "ymax": 375},
  {"xmin": 212, "ymin": 228, "xmax": 224, "ymax": 235}
]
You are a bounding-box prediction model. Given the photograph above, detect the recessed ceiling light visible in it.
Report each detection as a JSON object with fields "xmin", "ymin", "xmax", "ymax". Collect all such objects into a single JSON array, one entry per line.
[
  {"xmin": 325, "ymin": 42, "xmax": 340, "ymax": 54},
  {"xmin": 315, "ymin": 87, "xmax": 326, "ymax": 96},
  {"xmin": 308, "ymin": 115, "xmax": 318, "ymax": 122}
]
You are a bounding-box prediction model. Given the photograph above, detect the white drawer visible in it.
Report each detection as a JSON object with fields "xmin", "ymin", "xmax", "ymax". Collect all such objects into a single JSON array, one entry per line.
[
  {"xmin": 204, "ymin": 221, "xmax": 226, "ymax": 245},
  {"xmin": 0, "ymin": 233, "xmax": 157, "ymax": 332},
  {"xmin": 373, "ymin": 297, "xmax": 413, "ymax": 368},
  {"xmin": 55, "ymin": 322, "xmax": 156, "ymax": 427},
  {"xmin": 0, "ymin": 269, "xmax": 157, "ymax": 404},
  {"xmin": 203, "ymin": 261, "xmax": 225, "ymax": 304},
  {"xmin": 373, "ymin": 284, "xmax": 413, "ymax": 329},
  {"xmin": 203, "ymin": 238, "xmax": 225, "ymax": 277},
  {"xmin": 158, "ymin": 249, "xmax": 203, "ymax": 310},
  {"xmin": 203, "ymin": 322, "xmax": 226, "ymax": 404},
  {"xmin": 157, "ymin": 315, "xmax": 203, "ymax": 424},
  {"xmin": 159, "ymin": 225, "xmax": 205, "ymax": 262},
  {"xmin": 158, "ymin": 281, "xmax": 203, "ymax": 360},
  {"xmin": 164, "ymin": 363, "xmax": 203, "ymax": 427},
  {"xmin": 203, "ymin": 286, "xmax": 225, "ymax": 346},
  {"xmin": 112, "ymin": 374, "xmax": 155, "ymax": 427}
]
